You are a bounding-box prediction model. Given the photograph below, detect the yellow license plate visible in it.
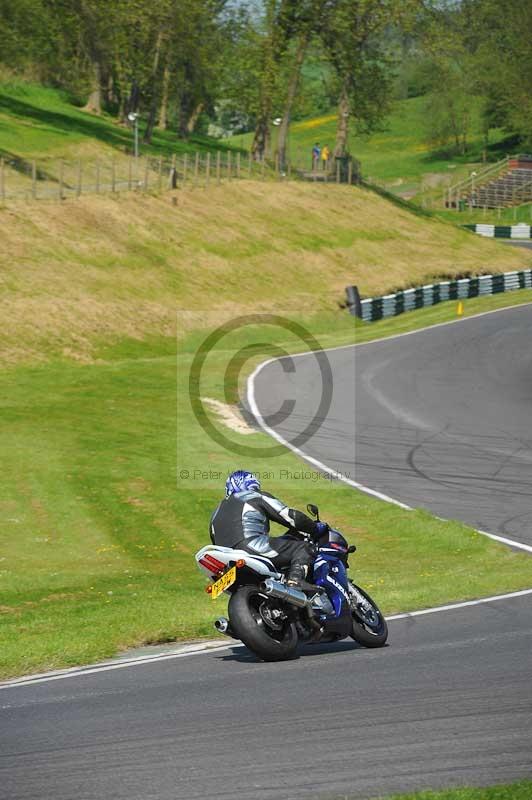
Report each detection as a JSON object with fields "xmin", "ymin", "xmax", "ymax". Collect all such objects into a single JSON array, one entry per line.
[{"xmin": 211, "ymin": 566, "xmax": 236, "ymax": 600}]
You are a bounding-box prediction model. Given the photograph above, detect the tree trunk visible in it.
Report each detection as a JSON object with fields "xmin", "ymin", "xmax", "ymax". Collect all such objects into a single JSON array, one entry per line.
[
  {"xmin": 277, "ymin": 32, "xmax": 309, "ymax": 171},
  {"xmin": 158, "ymin": 64, "xmax": 170, "ymax": 130},
  {"xmin": 251, "ymin": 117, "xmax": 270, "ymax": 161},
  {"xmin": 186, "ymin": 103, "xmax": 204, "ymax": 134},
  {"xmin": 143, "ymin": 30, "xmax": 164, "ymax": 144},
  {"xmin": 250, "ymin": 0, "xmax": 277, "ymax": 162},
  {"xmin": 127, "ymin": 81, "xmax": 140, "ymax": 119},
  {"xmin": 334, "ymin": 82, "xmax": 350, "ymax": 158},
  {"xmin": 113, "ymin": 50, "xmax": 129, "ymax": 122},
  {"xmin": 83, "ymin": 58, "xmax": 102, "ymax": 114},
  {"xmin": 143, "ymin": 106, "xmax": 157, "ymax": 145}
]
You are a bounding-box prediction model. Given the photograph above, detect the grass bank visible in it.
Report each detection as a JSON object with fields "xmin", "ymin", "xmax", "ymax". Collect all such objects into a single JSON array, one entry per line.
[
  {"xmin": 228, "ymin": 96, "xmax": 509, "ymax": 196},
  {"xmin": 434, "ymin": 205, "xmax": 532, "ymax": 227},
  {"xmin": 0, "ymin": 79, "xmax": 224, "ymax": 160},
  {"xmin": 1, "ymin": 181, "xmax": 529, "ymax": 366},
  {"xmin": 1, "ymin": 181, "xmax": 531, "ymax": 678},
  {"xmin": 2, "ymin": 288, "xmax": 532, "ymax": 678}
]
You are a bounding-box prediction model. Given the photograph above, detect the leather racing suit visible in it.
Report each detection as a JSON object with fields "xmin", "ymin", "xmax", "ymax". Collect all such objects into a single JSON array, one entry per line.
[{"xmin": 209, "ymin": 489, "xmax": 321, "ymax": 581}]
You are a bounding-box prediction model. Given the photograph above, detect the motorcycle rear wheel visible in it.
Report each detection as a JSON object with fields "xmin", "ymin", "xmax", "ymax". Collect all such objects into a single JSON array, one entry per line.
[
  {"xmin": 349, "ymin": 582, "xmax": 388, "ymax": 648},
  {"xmin": 229, "ymin": 585, "xmax": 299, "ymax": 662}
]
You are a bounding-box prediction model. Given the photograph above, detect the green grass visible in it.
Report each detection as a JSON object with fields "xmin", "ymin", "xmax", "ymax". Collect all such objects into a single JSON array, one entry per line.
[
  {"xmin": 228, "ymin": 96, "xmax": 509, "ymax": 193},
  {"xmin": 2, "ymin": 289, "xmax": 532, "ymax": 679},
  {"xmin": 370, "ymin": 780, "xmax": 532, "ymax": 800},
  {"xmin": 434, "ymin": 205, "xmax": 532, "ymax": 227},
  {"xmin": 0, "ymin": 79, "xmax": 229, "ymax": 160}
]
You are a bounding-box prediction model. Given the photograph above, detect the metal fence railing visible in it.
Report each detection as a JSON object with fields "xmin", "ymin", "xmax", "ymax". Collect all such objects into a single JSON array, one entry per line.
[
  {"xmin": 0, "ymin": 151, "xmax": 293, "ymax": 203},
  {"xmin": 0, "ymin": 148, "xmax": 366, "ymax": 203}
]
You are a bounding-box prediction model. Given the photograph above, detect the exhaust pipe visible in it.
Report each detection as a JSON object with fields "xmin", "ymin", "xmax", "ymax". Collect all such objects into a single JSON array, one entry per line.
[
  {"xmin": 214, "ymin": 617, "xmax": 236, "ymax": 638},
  {"xmin": 261, "ymin": 578, "xmax": 311, "ymax": 609}
]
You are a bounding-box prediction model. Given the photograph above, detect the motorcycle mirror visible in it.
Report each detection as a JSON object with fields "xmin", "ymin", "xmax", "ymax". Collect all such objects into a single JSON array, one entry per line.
[
  {"xmin": 347, "ymin": 545, "xmax": 356, "ymax": 554},
  {"xmin": 307, "ymin": 503, "xmax": 319, "ymax": 518}
]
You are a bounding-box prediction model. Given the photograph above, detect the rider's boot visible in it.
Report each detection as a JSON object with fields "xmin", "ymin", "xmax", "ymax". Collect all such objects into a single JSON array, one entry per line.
[{"xmin": 286, "ymin": 563, "xmax": 307, "ymax": 588}]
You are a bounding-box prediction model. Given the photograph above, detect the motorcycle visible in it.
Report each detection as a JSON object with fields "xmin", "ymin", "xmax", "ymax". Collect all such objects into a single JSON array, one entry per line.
[{"xmin": 194, "ymin": 504, "xmax": 388, "ymax": 661}]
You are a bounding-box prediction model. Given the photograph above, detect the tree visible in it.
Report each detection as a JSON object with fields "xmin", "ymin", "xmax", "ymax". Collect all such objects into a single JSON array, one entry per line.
[
  {"xmin": 319, "ymin": 0, "xmax": 415, "ymax": 159},
  {"xmin": 275, "ymin": 0, "xmax": 328, "ymax": 170},
  {"xmin": 469, "ymin": 0, "xmax": 532, "ymax": 148}
]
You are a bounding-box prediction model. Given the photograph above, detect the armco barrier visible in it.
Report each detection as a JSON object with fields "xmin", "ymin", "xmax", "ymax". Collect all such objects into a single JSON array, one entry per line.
[
  {"xmin": 346, "ymin": 269, "xmax": 532, "ymax": 321},
  {"xmin": 463, "ymin": 223, "xmax": 532, "ymax": 239}
]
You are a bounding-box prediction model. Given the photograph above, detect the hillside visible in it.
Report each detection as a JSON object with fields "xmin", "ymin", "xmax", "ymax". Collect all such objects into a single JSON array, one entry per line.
[
  {"xmin": 1, "ymin": 180, "xmax": 529, "ymax": 366},
  {"xmin": 2, "ymin": 177, "xmax": 532, "ymax": 677},
  {"xmin": 228, "ymin": 96, "xmax": 510, "ymax": 199},
  {"xmin": 0, "ymin": 81, "xmax": 510, "ymax": 201},
  {"xmin": 0, "ymin": 79, "xmax": 224, "ymax": 160}
]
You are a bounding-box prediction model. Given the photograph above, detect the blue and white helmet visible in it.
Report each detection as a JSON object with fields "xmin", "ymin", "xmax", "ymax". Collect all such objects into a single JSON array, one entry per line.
[{"xmin": 225, "ymin": 470, "xmax": 261, "ymax": 498}]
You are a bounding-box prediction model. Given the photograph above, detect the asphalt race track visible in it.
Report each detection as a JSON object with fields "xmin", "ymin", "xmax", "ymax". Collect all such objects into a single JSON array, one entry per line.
[
  {"xmin": 251, "ymin": 303, "xmax": 532, "ymax": 546},
  {"xmin": 503, "ymin": 240, "xmax": 532, "ymax": 249},
  {"xmin": 2, "ymin": 593, "xmax": 532, "ymax": 800},
  {"xmin": 3, "ymin": 303, "xmax": 532, "ymax": 800}
]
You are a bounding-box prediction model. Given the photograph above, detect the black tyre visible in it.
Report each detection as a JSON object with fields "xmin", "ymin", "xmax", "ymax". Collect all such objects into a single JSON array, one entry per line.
[
  {"xmin": 228, "ymin": 585, "xmax": 299, "ymax": 662},
  {"xmin": 348, "ymin": 582, "xmax": 388, "ymax": 648}
]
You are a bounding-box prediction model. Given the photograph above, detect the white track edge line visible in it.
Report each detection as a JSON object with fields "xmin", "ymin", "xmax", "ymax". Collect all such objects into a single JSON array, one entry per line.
[
  {"xmin": 286, "ymin": 300, "xmax": 532, "ymax": 360},
  {"xmin": 387, "ymin": 588, "xmax": 532, "ymax": 620},
  {"xmin": 247, "ymin": 301, "xmax": 532, "ymax": 553},
  {"xmin": 3, "ymin": 588, "xmax": 532, "ymax": 690},
  {"xmin": 3, "ymin": 304, "xmax": 531, "ymax": 692},
  {"xmin": 0, "ymin": 641, "xmax": 240, "ymax": 690}
]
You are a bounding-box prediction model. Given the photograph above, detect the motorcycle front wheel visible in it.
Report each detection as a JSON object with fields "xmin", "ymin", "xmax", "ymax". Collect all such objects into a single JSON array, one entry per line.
[
  {"xmin": 348, "ymin": 582, "xmax": 388, "ymax": 648},
  {"xmin": 228, "ymin": 585, "xmax": 299, "ymax": 662}
]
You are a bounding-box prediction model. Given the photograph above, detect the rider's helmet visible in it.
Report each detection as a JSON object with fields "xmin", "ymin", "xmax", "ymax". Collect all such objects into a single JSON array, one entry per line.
[{"xmin": 225, "ymin": 470, "xmax": 261, "ymax": 498}]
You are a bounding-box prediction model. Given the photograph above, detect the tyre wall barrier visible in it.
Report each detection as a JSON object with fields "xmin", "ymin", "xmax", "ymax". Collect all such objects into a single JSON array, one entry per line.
[
  {"xmin": 463, "ymin": 223, "xmax": 532, "ymax": 239},
  {"xmin": 346, "ymin": 269, "xmax": 532, "ymax": 321}
]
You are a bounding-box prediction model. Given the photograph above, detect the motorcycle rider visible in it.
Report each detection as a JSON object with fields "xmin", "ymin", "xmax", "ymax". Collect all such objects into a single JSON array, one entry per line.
[{"xmin": 209, "ymin": 470, "xmax": 329, "ymax": 588}]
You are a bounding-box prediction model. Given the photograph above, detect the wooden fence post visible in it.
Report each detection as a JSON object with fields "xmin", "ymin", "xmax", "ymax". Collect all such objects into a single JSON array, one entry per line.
[
  {"xmin": 95, "ymin": 160, "xmax": 100, "ymax": 194},
  {"xmin": 261, "ymin": 155, "xmax": 265, "ymax": 180},
  {"xmin": 248, "ymin": 151, "xmax": 252, "ymax": 178},
  {"xmin": 227, "ymin": 151, "xmax": 232, "ymax": 180},
  {"xmin": 144, "ymin": 158, "xmax": 149, "ymax": 191},
  {"xmin": 236, "ymin": 151, "xmax": 241, "ymax": 179},
  {"xmin": 183, "ymin": 153, "xmax": 188, "ymax": 185},
  {"xmin": 76, "ymin": 160, "xmax": 82, "ymax": 197},
  {"xmin": 336, "ymin": 159, "xmax": 340, "ymax": 184},
  {"xmin": 216, "ymin": 151, "xmax": 221, "ymax": 184},
  {"xmin": 170, "ymin": 154, "xmax": 177, "ymax": 188},
  {"xmin": 158, "ymin": 156, "xmax": 163, "ymax": 192},
  {"xmin": 112, "ymin": 159, "xmax": 116, "ymax": 193},
  {"xmin": 0, "ymin": 157, "xmax": 5, "ymax": 202},
  {"xmin": 194, "ymin": 152, "xmax": 199, "ymax": 186},
  {"xmin": 31, "ymin": 160, "xmax": 37, "ymax": 200},
  {"xmin": 58, "ymin": 159, "xmax": 64, "ymax": 199},
  {"xmin": 348, "ymin": 160, "xmax": 353, "ymax": 185},
  {"xmin": 206, "ymin": 152, "xmax": 211, "ymax": 186},
  {"xmin": 128, "ymin": 157, "xmax": 133, "ymax": 190},
  {"xmin": 274, "ymin": 152, "xmax": 279, "ymax": 177}
]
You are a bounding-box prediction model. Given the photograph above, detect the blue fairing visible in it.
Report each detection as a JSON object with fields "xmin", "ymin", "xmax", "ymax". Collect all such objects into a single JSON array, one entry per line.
[{"xmin": 312, "ymin": 551, "xmax": 350, "ymax": 618}]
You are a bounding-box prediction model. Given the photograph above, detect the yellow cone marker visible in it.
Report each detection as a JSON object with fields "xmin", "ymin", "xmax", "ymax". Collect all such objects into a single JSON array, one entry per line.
[{"xmin": 457, "ymin": 300, "xmax": 464, "ymax": 316}]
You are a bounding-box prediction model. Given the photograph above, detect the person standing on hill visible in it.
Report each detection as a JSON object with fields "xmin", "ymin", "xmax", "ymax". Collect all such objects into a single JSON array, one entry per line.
[
  {"xmin": 312, "ymin": 142, "xmax": 321, "ymax": 170},
  {"xmin": 321, "ymin": 144, "xmax": 330, "ymax": 171}
]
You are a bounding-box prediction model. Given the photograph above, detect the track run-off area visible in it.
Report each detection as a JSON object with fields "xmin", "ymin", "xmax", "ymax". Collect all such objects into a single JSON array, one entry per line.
[{"xmin": 2, "ymin": 303, "xmax": 532, "ymax": 800}]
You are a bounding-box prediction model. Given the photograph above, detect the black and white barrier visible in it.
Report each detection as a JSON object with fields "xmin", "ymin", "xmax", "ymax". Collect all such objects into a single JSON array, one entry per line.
[
  {"xmin": 347, "ymin": 269, "xmax": 532, "ymax": 322},
  {"xmin": 463, "ymin": 223, "xmax": 532, "ymax": 239}
]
